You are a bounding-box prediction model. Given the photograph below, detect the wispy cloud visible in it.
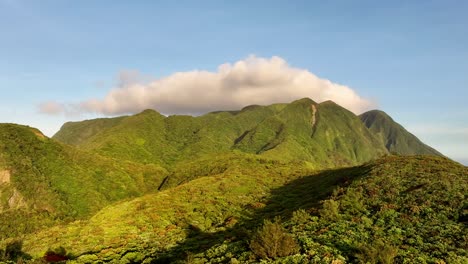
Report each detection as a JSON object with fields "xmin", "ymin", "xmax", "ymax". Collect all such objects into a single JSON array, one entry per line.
[
  {"xmin": 38, "ymin": 101, "xmax": 66, "ymax": 115},
  {"xmin": 38, "ymin": 55, "xmax": 375, "ymax": 116}
]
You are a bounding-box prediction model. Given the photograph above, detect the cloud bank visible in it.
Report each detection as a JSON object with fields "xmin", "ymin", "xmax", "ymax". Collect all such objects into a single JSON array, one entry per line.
[{"xmin": 40, "ymin": 56, "xmax": 375, "ymax": 116}]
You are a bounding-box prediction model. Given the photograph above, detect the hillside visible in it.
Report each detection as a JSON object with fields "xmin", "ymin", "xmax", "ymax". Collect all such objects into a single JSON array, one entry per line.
[
  {"xmin": 5, "ymin": 155, "xmax": 465, "ymax": 263},
  {"xmin": 359, "ymin": 110, "xmax": 442, "ymax": 156},
  {"xmin": 53, "ymin": 98, "xmax": 389, "ymax": 169},
  {"xmin": 0, "ymin": 124, "xmax": 167, "ymax": 240},
  {"xmin": 0, "ymin": 99, "xmax": 456, "ymax": 263}
]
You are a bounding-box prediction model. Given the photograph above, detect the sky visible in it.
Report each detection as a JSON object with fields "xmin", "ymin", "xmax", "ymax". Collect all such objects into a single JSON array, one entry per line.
[{"xmin": 0, "ymin": 0, "xmax": 467, "ymax": 164}]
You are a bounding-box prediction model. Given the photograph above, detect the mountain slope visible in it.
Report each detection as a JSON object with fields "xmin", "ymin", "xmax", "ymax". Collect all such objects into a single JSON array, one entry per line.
[
  {"xmin": 360, "ymin": 110, "xmax": 442, "ymax": 156},
  {"xmin": 10, "ymin": 155, "xmax": 466, "ymax": 263},
  {"xmin": 233, "ymin": 99, "xmax": 388, "ymax": 167},
  {"xmin": 0, "ymin": 124, "xmax": 167, "ymax": 240},
  {"xmin": 53, "ymin": 98, "xmax": 390, "ymax": 169}
]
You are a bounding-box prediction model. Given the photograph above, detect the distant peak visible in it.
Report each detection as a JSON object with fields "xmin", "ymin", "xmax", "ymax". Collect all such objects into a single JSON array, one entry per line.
[
  {"xmin": 361, "ymin": 109, "xmax": 387, "ymax": 115},
  {"xmin": 359, "ymin": 110, "xmax": 393, "ymax": 121},
  {"xmin": 137, "ymin": 109, "xmax": 162, "ymax": 116},
  {"xmin": 292, "ymin": 97, "xmax": 317, "ymax": 105},
  {"xmin": 241, "ymin": 105, "xmax": 262, "ymax": 112},
  {"xmin": 319, "ymin": 100, "xmax": 337, "ymax": 106}
]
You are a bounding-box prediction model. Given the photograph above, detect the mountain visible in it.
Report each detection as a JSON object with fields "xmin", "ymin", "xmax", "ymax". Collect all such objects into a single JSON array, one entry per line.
[
  {"xmin": 359, "ymin": 110, "xmax": 442, "ymax": 156},
  {"xmin": 53, "ymin": 98, "xmax": 389, "ymax": 170},
  {"xmin": 1, "ymin": 98, "xmax": 456, "ymax": 263},
  {"xmin": 0, "ymin": 123, "xmax": 167, "ymax": 240},
  {"xmin": 9, "ymin": 155, "xmax": 466, "ymax": 263}
]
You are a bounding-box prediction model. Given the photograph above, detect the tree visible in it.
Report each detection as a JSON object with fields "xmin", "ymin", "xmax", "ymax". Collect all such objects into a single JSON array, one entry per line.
[{"xmin": 250, "ymin": 217, "xmax": 299, "ymax": 259}]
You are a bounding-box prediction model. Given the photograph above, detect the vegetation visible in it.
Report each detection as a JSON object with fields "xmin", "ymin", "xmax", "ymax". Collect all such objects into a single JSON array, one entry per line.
[
  {"xmin": 250, "ymin": 218, "xmax": 299, "ymax": 260},
  {"xmin": 53, "ymin": 98, "xmax": 390, "ymax": 169},
  {"xmin": 0, "ymin": 98, "xmax": 461, "ymax": 263},
  {"xmin": 0, "ymin": 155, "xmax": 464, "ymax": 263},
  {"xmin": 360, "ymin": 110, "xmax": 442, "ymax": 156},
  {"xmin": 0, "ymin": 124, "xmax": 167, "ymax": 239}
]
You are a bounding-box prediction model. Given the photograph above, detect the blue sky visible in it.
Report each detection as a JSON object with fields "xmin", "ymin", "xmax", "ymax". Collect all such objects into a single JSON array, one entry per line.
[{"xmin": 0, "ymin": 0, "xmax": 467, "ymax": 164}]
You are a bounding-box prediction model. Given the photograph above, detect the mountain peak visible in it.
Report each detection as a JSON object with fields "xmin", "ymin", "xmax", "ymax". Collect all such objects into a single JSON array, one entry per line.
[
  {"xmin": 138, "ymin": 109, "xmax": 162, "ymax": 115},
  {"xmin": 359, "ymin": 110, "xmax": 442, "ymax": 156},
  {"xmin": 291, "ymin": 97, "xmax": 316, "ymax": 105}
]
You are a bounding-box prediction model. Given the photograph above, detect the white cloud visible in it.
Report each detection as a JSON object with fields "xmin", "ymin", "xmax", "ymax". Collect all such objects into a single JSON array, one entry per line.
[
  {"xmin": 40, "ymin": 55, "xmax": 375, "ymax": 116},
  {"xmin": 38, "ymin": 101, "xmax": 65, "ymax": 115}
]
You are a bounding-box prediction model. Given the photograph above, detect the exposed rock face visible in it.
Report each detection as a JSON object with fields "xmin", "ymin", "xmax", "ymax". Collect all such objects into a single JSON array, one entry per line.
[
  {"xmin": 8, "ymin": 188, "xmax": 26, "ymax": 209},
  {"xmin": 0, "ymin": 170, "xmax": 27, "ymax": 211},
  {"xmin": 0, "ymin": 170, "xmax": 10, "ymax": 184}
]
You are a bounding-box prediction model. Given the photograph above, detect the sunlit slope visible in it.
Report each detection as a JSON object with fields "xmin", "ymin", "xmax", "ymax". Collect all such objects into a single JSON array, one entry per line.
[
  {"xmin": 54, "ymin": 98, "xmax": 394, "ymax": 169},
  {"xmin": 0, "ymin": 123, "xmax": 167, "ymax": 239},
  {"xmin": 12, "ymin": 155, "xmax": 466, "ymax": 263},
  {"xmin": 234, "ymin": 99, "xmax": 388, "ymax": 166}
]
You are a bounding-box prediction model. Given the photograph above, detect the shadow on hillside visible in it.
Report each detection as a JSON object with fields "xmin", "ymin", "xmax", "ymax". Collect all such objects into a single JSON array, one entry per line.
[{"xmin": 151, "ymin": 164, "xmax": 372, "ymax": 263}]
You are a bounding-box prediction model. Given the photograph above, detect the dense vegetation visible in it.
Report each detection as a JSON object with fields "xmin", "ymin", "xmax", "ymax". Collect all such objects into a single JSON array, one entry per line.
[
  {"xmin": 359, "ymin": 110, "xmax": 441, "ymax": 156},
  {"xmin": 0, "ymin": 98, "xmax": 463, "ymax": 263},
  {"xmin": 0, "ymin": 124, "xmax": 167, "ymax": 240},
  {"xmin": 1, "ymin": 156, "xmax": 465, "ymax": 263},
  {"xmin": 53, "ymin": 98, "xmax": 393, "ymax": 169}
]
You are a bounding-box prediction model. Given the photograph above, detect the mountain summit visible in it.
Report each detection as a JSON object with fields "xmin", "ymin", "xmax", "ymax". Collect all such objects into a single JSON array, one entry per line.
[{"xmin": 359, "ymin": 110, "xmax": 442, "ymax": 156}]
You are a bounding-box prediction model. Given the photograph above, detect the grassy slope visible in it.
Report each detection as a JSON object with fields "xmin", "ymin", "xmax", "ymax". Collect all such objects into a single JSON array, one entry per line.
[
  {"xmin": 8, "ymin": 155, "xmax": 467, "ymax": 263},
  {"xmin": 360, "ymin": 110, "xmax": 442, "ymax": 156},
  {"xmin": 53, "ymin": 116, "xmax": 126, "ymax": 146},
  {"xmin": 53, "ymin": 98, "xmax": 389, "ymax": 170},
  {"xmin": 234, "ymin": 99, "xmax": 388, "ymax": 167},
  {"xmin": 0, "ymin": 124, "xmax": 167, "ymax": 240},
  {"xmin": 54, "ymin": 105, "xmax": 284, "ymax": 167}
]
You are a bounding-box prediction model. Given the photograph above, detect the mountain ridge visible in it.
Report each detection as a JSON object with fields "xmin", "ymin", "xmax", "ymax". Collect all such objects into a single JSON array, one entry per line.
[
  {"xmin": 53, "ymin": 98, "xmax": 396, "ymax": 169},
  {"xmin": 0, "ymin": 98, "xmax": 462, "ymax": 263},
  {"xmin": 359, "ymin": 109, "xmax": 442, "ymax": 156}
]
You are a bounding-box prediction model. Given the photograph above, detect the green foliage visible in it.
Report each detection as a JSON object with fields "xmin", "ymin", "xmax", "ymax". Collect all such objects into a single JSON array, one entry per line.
[
  {"xmin": 0, "ymin": 153, "xmax": 465, "ymax": 263},
  {"xmin": 0, "ymin": 240, "xmax": 31, "ymax": 262},
  {"xmin": 319, "ymin": 199, "xmax": 340, "ymax": 221},
  {"xmin": 250, "ymin": 217, "xmax": 299, "ymax": 260},
  {"xmin": 355, "ymin": 239, "xmax": 398, "ymax": 264},
  {"xmin": 360, "ymin": 110, "xmax": 442, "ymax": 156},
  {"xmin": 0, "ymin": 98, "xmax": 461, "ymax": 263},
  {"xmin": 0, "ymin": 123, "xmax": 167, "ymax": 239},
  {"xmin": 52, "ymin": 98, "xmax": 391, "ymax": 170}
]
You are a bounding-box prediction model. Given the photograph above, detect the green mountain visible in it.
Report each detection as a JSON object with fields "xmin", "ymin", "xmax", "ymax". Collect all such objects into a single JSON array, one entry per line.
[
  {"xmin": 7, "ymin": 155, "xmax": 466, "ymax": 263},
  {"xmin": 0, "ymin": 124, "xmax": 167, "ymax": 240},
  {"xmin": 359, "ymin": 110, "xmax": 442, "ymax": 156},
  {"xmin": 53, "ymin": 98, "xmax": 389, "ymax": 170},
  {"xmin": 1, "ymin": 98, "xmax": 457, "ymax": 263}
]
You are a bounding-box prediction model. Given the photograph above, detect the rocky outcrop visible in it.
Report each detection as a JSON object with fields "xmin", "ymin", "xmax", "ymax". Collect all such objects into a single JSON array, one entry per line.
[{"xmin": 0, "ymin": 170, "xmax": 10, "ymax": 185}]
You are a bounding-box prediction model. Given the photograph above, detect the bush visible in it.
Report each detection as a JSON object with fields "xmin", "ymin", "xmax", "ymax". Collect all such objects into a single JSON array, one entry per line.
[
  {"xmin": 356, "ymin": 239, "xmax": 398, "ymax": 264},
  {"xmin": 249, "ymin": 217, "xmax": 299, "ymax": 260},
  {"xmin": 320, "ymin": 199, "xmax": 340, "ymax": 221},
  {"xmin": 0, "ymin": 239, "xmax": 31, "ymax": 262}
]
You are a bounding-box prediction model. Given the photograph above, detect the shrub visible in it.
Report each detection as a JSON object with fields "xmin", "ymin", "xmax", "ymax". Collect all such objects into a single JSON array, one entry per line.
[
  {"xmin": 356, "ymin": 239, "xmax": 398, "ymax": 264},
  {"xmin": 249, "ymin": 217, "xmax": 299, "ymax": 260},
  {"xmin": 290, "ymin": 209, "xmax": 311, "ymax": 225},
  {"xmin": 320, "ymin": 199, "xmax": 340, "ymax": 221}
]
